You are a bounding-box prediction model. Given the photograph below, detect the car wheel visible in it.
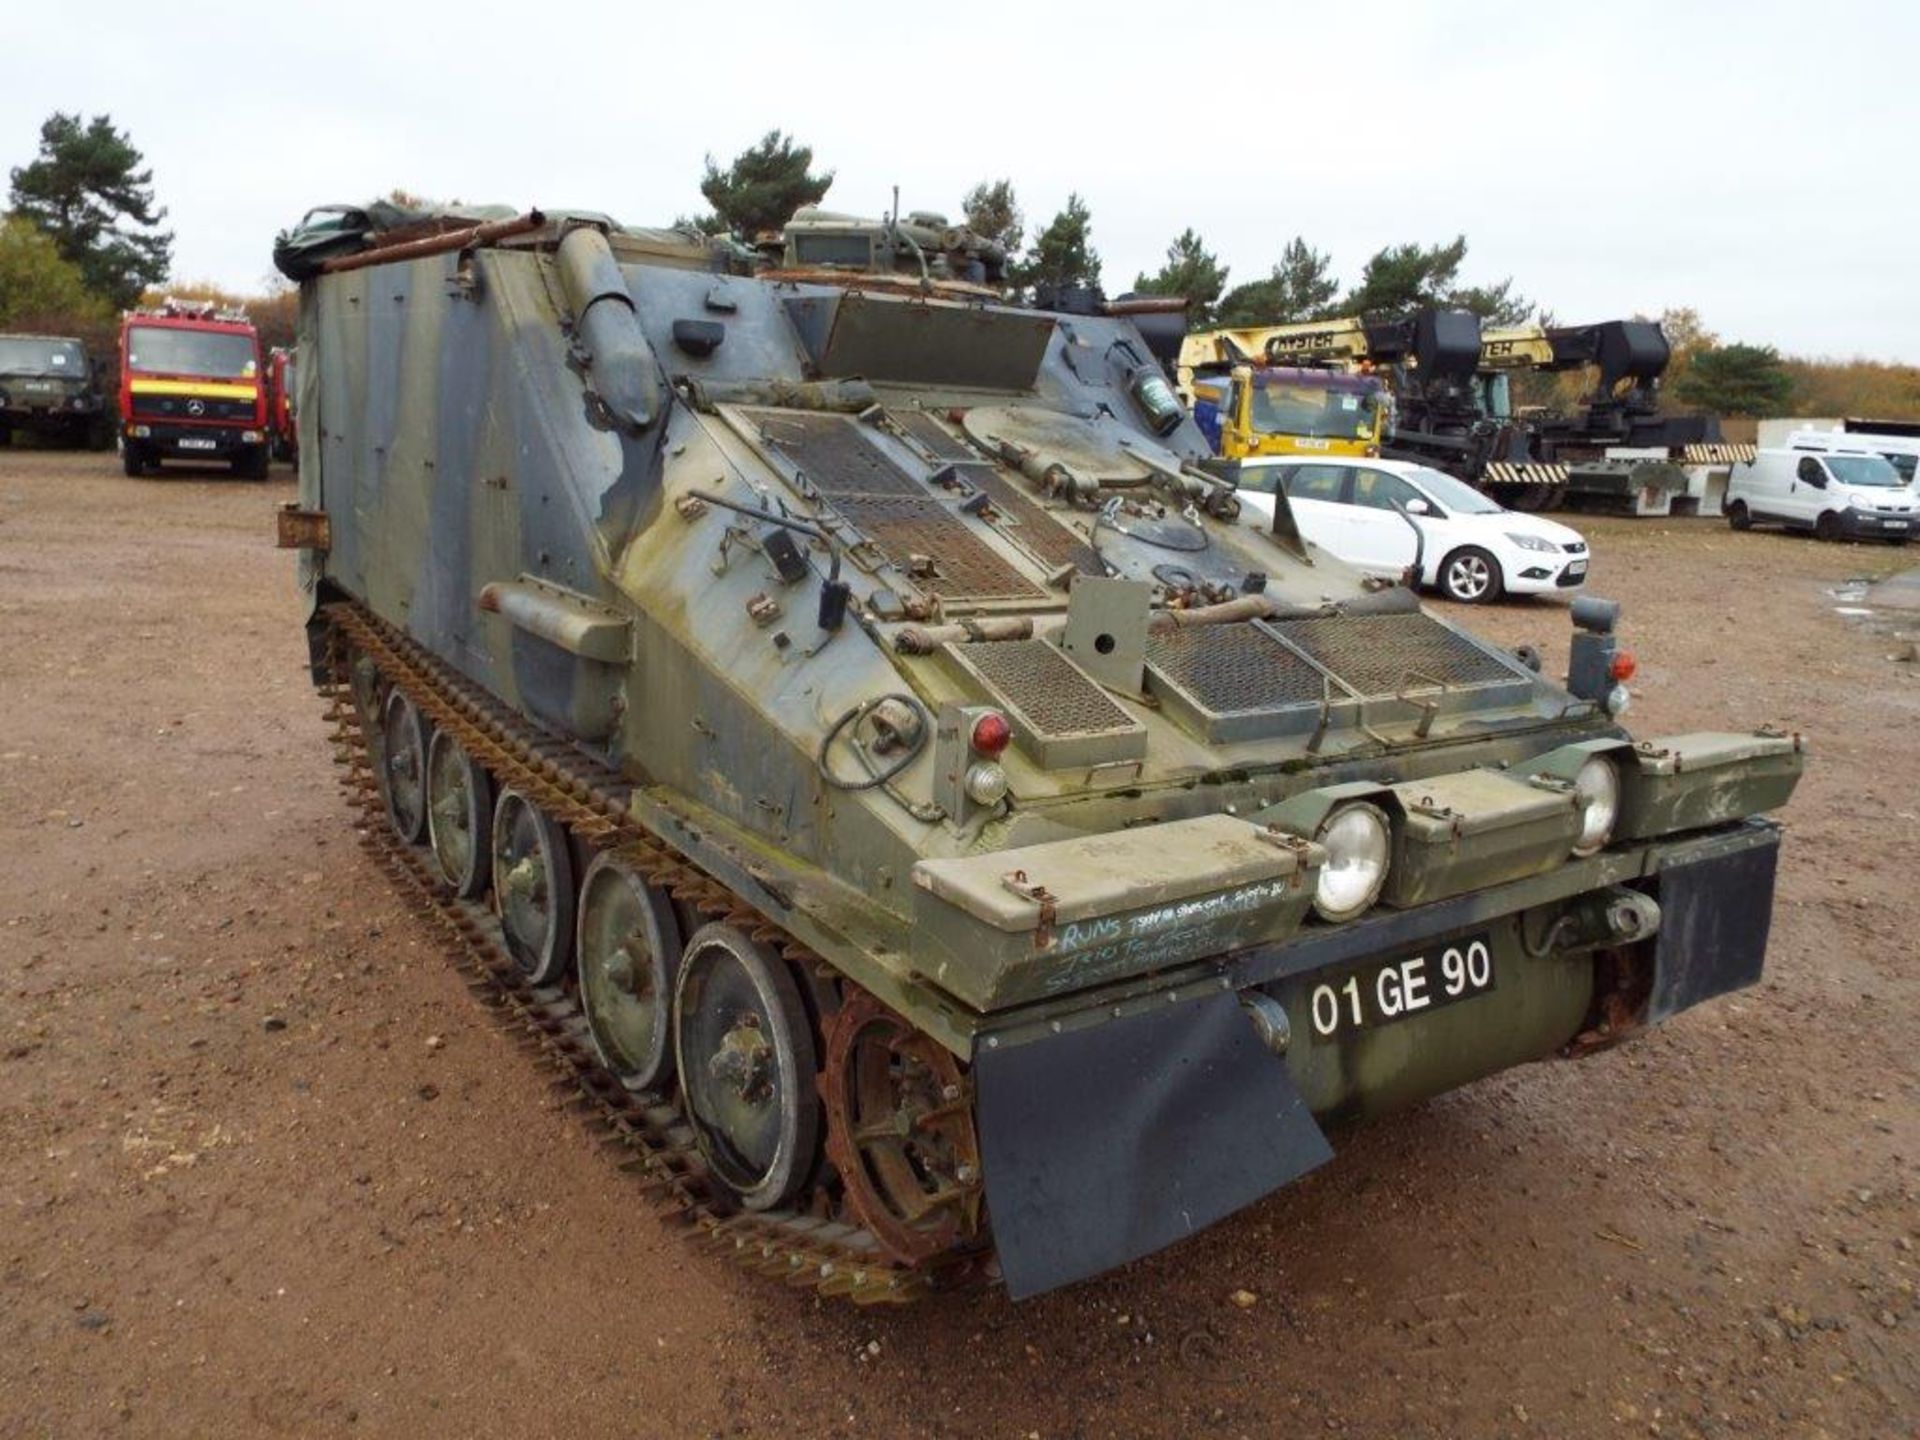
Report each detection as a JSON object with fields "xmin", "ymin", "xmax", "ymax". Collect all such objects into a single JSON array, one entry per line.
[
  {"xmin": 1440, "ymin": 546, "xmax": 1503, "ymax": 604},
  {"xmin": 1726, "ymin": 500, "xmax": 1752, "ymax": 531},
  {"xmin": 1814, "ymin": 511, "xmax": 1839, "ymax": 543}
]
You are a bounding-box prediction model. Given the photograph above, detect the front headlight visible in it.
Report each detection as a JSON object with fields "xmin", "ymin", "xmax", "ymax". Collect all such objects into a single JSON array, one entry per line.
[
  {"xmin": 1572, "ymin": 756, "xmax": 1621, "ymax": 856},
  {"xmin": 1505, "ymin": 532, "xmax": 1558, "ymax": 553},
  {"xmin": 1313, "ymin": 803, "xmax": 1390, "ymax": 920}
]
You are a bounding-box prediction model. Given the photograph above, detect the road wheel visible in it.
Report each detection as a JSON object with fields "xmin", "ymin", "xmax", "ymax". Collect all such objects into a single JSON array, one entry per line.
[
  {"xmin": 379, "ymin": 690, "xmax": 429, "ymax": 844},
  {"xmin": 424, "ymin": 730, "xmax": 492, "ymax": 898},
  {"xmin": 1726, "ymin": 500, "xmax": 1751, "ymax": 531},
  {"xmin": 1439, "ymin": 546, "xmax": 1503, "ymax": 604},
  {"xmin": 490, "ymin": 788, "xmax": 575, "ymax": 984},
  {"xmin": 1814, "ymin": 511, "xmax": 1840, "ymax": 543},
  {"xmin": 577, "ymin": 853, "xmax": 683, "ymax": 1091},
  {"xmin": 674, "ymin": 922, "xmax": 820, "ymax": 1211}
]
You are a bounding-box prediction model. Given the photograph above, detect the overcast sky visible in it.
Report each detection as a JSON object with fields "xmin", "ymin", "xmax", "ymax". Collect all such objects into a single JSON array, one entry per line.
[{"xmin": 4, "ymin": 0, "xmax": 1911, "ymax": 361}]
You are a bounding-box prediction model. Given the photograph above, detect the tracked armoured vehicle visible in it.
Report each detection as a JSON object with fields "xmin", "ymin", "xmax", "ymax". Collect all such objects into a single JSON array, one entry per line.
[{"xmin": 275, "ymin": 202, "xmax": 1803, "ymax": 1301}]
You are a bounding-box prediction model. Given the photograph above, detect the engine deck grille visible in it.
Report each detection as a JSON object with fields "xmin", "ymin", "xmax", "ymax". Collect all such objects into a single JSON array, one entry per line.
[
  {"xmin": 829, "ymin": 495, "xmax": 1045, "ymax": 603},
  {"xmin": 740, "ymin": 408, "xmax": 1045, "ymax": 603},
  {"xmin": 890, "ymin": 409, "xmax": 974, "ymax": 461},
  {"xmin": 943, "ymin": 639, "xmax": 1146, "ymax": 770},
  {"xmin": 1145, "ymin": 624, "xmax": 1333, "ymax": 743},
  {"xmin": 743, "ymin": 409, "xmax": 924, "ymax": 497},
  {"xmin": 970, "ymin": 469, "xmax": 1103, "ymax": 578},
  {"xmin": 1269, "ymin": 612, "xmax": 1526, "ymax": 698}
]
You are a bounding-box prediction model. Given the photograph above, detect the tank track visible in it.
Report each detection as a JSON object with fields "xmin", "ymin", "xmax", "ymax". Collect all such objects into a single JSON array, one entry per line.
[{"xmin": 317, "ymin": 599, "xmax": 983, "ymax": 1305}]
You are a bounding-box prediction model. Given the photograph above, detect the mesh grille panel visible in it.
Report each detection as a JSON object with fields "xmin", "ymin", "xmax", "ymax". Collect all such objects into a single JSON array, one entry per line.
[
  {"xmin": 830, "ymin": 495, "xmax": 1045, "ymax": 603},
  {"xmin": 1271, "ymin": 613, "xmax": 1522, "ymax": 697},
  {"xmin": 741, "ymin": 407, "xmax": 1045, "ymax": 603},
  {"xmin": 886, "ymin": 409, "xmax": 1098, "ymax": 574},
  {"xmin": 1147, "ymin": 624, "xmax": 1329, "ymax": 715},
  {"xmin": 971, "ymin": 469, "xmax": 1103, "ymax": 577},
  {"xmin": 957, "ymin": 640, "xmax": 1136, "ymax": 738},
  {"xmin": 744, "ymin": 409, "xmax": 924, "ymax": 496},
  {"xmin": 890, "ymin": 409, "xmax": 974, "ymax": 461}
]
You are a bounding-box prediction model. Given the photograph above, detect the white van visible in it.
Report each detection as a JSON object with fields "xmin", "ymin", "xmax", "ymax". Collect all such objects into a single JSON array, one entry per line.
[
  {"xmin": 1726, "ymin": 447, "xmax": 1915, "ymax": 542},
  {"xmin": 1785, "ymin": 427, "xmax": 1920, "ymax": 486}
]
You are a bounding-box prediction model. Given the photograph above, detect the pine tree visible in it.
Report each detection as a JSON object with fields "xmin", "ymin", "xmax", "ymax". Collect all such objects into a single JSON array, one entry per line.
[
  {"xmin": 1215, "ymin": 237, "xmax": 1338, "ymax": 327},
  {"xmin": 8, "ymin": 112, "xmax": 172, "ymax": 310},
  {"xmin": 1017, "ymin": 194, "xmax": 1101, "ymax": 295},
  {"xmin": 696, "ymin": 131, "xmax": 833, "ymax": 238},
  {"xmin": 1132, "ymin": 229, "xmax": 1228, "ymax": 325},
  {"xmin": 1671, "ymin": 343, "xmax": 1794, "ymax": 417},
  {"xmin": 960, "ymin": 179, "xmax": 1024, "ymax": 253}
]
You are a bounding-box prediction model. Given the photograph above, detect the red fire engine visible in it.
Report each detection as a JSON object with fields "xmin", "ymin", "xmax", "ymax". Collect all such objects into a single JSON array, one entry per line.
[
  {"xmin": 266, "ymin": 346, "xmax": 298, "ymax": 467},
  {"xmin": 118, "ymin": 300, "xmax": 270, "ymax": 479}
]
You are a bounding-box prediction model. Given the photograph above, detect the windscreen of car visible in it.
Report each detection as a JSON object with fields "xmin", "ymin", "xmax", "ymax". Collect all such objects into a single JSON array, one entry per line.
[
  {"xmin": 126, "ymin": 325, "xmax": 258, "ymax": 379},
  {"xmin": 0, "ymin": 337, "xmax": 83, "ymax": 374},
  {"xmin": 1824, "ymin": 454, "xmax": 1903, "ymax": 488},
  {"xmin": 1876, "ymin": 451, "xmax": 1917, "ymax": 483},
  {"xmin": 1403, "ymin": 465, "xmax": 1505, "ymax": 514},
  {"xmin": 1248, "ymin": 381, "xmax": 1375, "ymax": 440}
]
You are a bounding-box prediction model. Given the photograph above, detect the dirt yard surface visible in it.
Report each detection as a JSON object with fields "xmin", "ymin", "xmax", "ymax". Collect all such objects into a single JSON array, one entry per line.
[{"xmin": 2, "ymin": 448, "xmax": 1916, "ymax": 1439}]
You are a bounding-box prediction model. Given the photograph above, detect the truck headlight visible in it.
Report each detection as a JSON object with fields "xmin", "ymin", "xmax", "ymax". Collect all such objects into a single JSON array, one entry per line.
[
  {"xmin": 1572, "ymin": 756, "xmax": 1620, "ymax": 856},
  {"xmin": 1313, "ymin": 803, "xmax": 1390, "ymax": 920}
]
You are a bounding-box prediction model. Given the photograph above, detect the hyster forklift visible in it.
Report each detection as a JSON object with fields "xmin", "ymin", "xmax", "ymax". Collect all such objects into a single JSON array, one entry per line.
[{"xmin": 1476, "ymin": 320, "xmax": 1755, "ymax": 516}]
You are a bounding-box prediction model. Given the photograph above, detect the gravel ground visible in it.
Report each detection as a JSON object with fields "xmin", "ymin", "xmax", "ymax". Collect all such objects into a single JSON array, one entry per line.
[{"xmin": 1, "ymin": 447, "xmax": 1916, "ymax": 1439}]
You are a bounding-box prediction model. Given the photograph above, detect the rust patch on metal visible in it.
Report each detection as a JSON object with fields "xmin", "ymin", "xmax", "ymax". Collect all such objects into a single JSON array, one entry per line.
[
  {"xmin": 276, "ymin": 504, "xmax": 331, "ymax": 552},
  {"xmin": 819, "ymin": 992, "xmax": 984, "ymax": 1266}
]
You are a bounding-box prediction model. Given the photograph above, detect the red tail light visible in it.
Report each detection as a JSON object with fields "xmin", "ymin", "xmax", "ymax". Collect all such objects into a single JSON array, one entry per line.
[
  {"xmin": 1610, "ymin": 651, "xmax": 1637, "ymax": 682},
  {"xmin": 970, "ymin": 712, "xmax": 1011, "ymax": 758}
]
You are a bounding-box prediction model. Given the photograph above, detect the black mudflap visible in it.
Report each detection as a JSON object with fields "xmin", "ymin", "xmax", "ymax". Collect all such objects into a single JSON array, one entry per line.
[
  {"xmin": 1648, "ymin": 823, "xmax": 1782, "ymax": 1023},
  {"xmin": 975, "ymin": 990, "xmax": 1331, "ymax": 1300}
]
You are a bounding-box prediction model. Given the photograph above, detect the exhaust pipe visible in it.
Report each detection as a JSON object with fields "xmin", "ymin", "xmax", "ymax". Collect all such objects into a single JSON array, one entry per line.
[{"xmin": 554, "ymin": 225, "xmax": 662, "ymax": 435}]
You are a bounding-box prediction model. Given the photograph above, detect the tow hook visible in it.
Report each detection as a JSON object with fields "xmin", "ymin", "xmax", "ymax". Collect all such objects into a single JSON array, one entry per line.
[{"xmin": 1525, "ymin": 885, "xmax": 1662, "ymax": 958}]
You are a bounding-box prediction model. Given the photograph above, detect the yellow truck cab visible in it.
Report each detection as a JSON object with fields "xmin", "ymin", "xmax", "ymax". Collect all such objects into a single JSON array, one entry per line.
[{"xmin": 1189, "ymin": 363, "xmax": 1386, "ymax": 459}]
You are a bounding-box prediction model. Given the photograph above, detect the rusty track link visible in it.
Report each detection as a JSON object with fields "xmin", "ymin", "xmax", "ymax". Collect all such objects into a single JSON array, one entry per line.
[{"xmin": 319, "ymin": 599, "xmax": 968, "ymax": 1305}]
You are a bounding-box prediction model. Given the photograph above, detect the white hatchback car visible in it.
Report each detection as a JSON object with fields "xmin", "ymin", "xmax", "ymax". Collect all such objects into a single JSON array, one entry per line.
[{"xmin": 1235, "ymin": 457, "xmax": 1591, "ymax": 603}]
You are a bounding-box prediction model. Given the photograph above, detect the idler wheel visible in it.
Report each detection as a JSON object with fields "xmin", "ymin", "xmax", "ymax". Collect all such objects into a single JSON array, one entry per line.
[
  {"xmin": 820, "ymin": 992, "xmax": 982, "ymax": 1264},
  {"xmin": 673, "ymin": 923, "xmax": 820, "ymax": 1211},
  {"xmin": 576, "ymin": 853, "xmax": 682, "ymax": 1091},
  {"xmin": 380, "ymin": 690, "xmax": 429, "ymax": 844},
  {"xmin": 489, "ymin": 788, "xmax": 575, "ymax": 984},
  {"xmin": 425, "ymin": 731, "xmax": 493, "ymax": 898}
]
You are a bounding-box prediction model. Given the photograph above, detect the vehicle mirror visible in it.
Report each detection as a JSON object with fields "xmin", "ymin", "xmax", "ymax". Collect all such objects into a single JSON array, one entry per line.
[{"xmin": 1404, "ymin": 497, "xmax": 1432, "ymax": 516}]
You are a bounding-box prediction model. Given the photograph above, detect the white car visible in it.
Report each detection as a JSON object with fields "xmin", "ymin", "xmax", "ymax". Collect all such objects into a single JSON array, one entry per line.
[{"xmin": 1235, "ymin": 457, "xmax": 1590, "ymax": 603}]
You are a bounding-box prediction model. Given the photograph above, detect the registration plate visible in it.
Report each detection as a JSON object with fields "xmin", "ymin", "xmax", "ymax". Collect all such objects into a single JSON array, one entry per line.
[
  {"xmin": 1566, "ymin": 560, "xmax": 1588, "ymax": 578},
  {"xmin": 1305, "ymin": 932, "xmax": 1496, "ymax": 1039},
  {"xmin": 1887, "ymin": 520, "xmax": 1909, "ymax": 530},
  {"xmin": 178, "ymin": 437, "xmax": 218, "ymax": 451}
]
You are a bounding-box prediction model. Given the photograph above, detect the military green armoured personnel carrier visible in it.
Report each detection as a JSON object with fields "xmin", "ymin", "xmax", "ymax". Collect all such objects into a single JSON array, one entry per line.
[{"xmin": 275, "ymin": 202, "xmax": 1802, "ymax": 1301}]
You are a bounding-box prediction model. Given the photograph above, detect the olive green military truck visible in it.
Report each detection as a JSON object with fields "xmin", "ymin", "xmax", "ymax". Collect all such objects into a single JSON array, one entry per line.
[
  {"xmin": 274, "ymin": 202, "xmax": 1802, "ymax": 1301},
  {"xmin": 0, "ymin": 332, "xmax": 106, "ymax": 448}
]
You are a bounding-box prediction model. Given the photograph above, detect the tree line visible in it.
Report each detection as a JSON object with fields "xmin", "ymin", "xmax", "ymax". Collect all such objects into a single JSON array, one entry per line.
[{"xmin": 1, "ymin": 115, "xmax": 1911, "ymax": 422}]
